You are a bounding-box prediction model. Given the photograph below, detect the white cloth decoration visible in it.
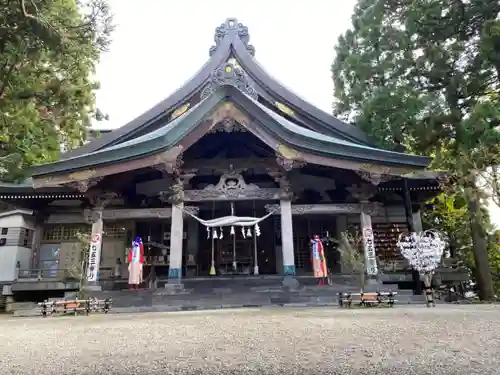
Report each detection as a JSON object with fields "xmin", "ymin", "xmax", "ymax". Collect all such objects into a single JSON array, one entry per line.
[
  {"xmin": 176, "ymin": 205, "xmax": 278, "ymax": 228},
  {"xmin": 397, "ymin": 230, "xmax": 446, "ymax": 275}
]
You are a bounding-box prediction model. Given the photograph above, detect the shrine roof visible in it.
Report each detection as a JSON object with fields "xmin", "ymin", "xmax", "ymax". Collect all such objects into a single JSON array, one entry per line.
[
  {"xmin": 29, "ymin": 85, "xmax": 429, "ymax": 179},
  {"xmin": 60, "ymin": 18, "xmax": 371, "ymax": 161}
]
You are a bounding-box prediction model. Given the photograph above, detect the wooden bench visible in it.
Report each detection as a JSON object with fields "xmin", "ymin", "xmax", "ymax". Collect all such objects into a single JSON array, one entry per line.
[
  {"xmin": 38, "ymin": 298, "xmax": 112, "ymax": 317},
  {"xmin": 338, "ymin": 292, "xmax": 397, "ymax": 308}
]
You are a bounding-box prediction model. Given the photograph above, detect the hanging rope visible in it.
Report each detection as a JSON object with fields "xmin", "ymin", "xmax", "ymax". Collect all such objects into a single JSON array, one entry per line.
[
  {"xmin": 175, "ymin": 204, "xmax": 278, "ymax": 227},
  {"xmin": 252, "ymin": 200, "xmax": 259, "ymax": 275},
  {"xmin": 231, "ymin": 202, "xmax": 237, "ymax": 271},
  {"xmin": 210, "ymin": 201, "xmax": 216, "ymax": 275}
]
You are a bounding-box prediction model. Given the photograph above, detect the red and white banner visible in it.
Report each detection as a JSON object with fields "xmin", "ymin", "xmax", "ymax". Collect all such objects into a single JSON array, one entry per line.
[
  {"xmin": 86, "ymin": 233, "xmax": 102, "ymax": 282},
  {"xmin": 363, "ymin": 228, "xmax": 378, "ymax": 276}
]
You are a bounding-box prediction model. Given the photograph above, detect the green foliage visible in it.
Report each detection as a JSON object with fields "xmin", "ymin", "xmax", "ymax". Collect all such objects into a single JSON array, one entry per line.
[
  {"xmin": 333, "ymin": 0, "xmax": 500, "ymax": 162},
  {"xmin": 334, "ymin": 232, "xmax": 366, "ymax": 291},
  {"xmin": 0, "ymin": 0, "xmax": 113, "ymax": 181},
  {"xmin": 333, "ymin": 0, "xmax": 500, "ymax": 299},
  {"xmin": 65, "ymin": 231, "xmax": 91, "ymax": 299},
  {"xmin": 488, "ymin": 235, "xmax": 500, "ymax": 296},
  {"xmin": 422, "ymin": 194, "xmax": 473, "ymax": 267}
]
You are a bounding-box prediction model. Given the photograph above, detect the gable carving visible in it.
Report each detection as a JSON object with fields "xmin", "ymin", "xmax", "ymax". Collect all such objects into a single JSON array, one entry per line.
[
  {"xmin": 201, "ymin": 62, "xmax": 258, "ymax": 100},
  {"xmin": 184, "ymin": 171, "xmax": 279, "ymax": 201}
]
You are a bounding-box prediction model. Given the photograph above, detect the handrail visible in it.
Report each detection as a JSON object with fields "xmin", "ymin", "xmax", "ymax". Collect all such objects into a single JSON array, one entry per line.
[
  {"xmin": 17, "ymin": 268, "xmax": 73, "ymax": 280},
  {"xmin": 17, "ymin": 268, "xmax": 115, "ymax": 281}
]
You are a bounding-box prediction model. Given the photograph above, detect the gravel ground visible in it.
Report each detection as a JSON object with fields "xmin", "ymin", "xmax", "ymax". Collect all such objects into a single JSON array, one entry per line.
[{"xmin": 0, "ymin": 305, "xmax": 499, "ymax": 375}]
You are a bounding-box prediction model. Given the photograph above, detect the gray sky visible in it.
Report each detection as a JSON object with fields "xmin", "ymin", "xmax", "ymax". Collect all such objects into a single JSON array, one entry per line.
[{"xmin": 94, "ymin": 0, "xmax": 357, "ymax": 129}]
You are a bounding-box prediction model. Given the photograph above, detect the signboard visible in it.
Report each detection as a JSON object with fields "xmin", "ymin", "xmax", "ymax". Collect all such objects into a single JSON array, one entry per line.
[
  {"xmin": 86, "ymin": 233, "xmax": 102, "ymax": 282},
  {"xmin": 363, "ymin": 228, "xmax": 378, "ymax": 276}
]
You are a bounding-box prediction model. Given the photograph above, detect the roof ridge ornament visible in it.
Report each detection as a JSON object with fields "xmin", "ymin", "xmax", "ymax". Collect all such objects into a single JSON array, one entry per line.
[
  {"xmin": 209, "ymin": 18, "xmax": 255, "ymax": 57},
  {"xmin": 200, "ymin": 61, "xmax": 258, "ymax": 100}
]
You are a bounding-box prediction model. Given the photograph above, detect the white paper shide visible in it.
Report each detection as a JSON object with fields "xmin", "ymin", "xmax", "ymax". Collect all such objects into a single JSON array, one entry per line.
[{"xmin": 397, "ymin": 230, "xmax": 446, "ymax": 276}]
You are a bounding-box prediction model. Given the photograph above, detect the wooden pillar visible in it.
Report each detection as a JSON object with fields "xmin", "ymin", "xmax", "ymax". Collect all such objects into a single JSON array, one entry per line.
[
  {"xmin": 84, "ymin": 192, "xmax": 116, "ymax": 291},
  {"xmin": 86, "ymin": 210, "xmax": 104, "ymax": 287},
  {"xmin": 412, "ymin": 208, "xmax": 423, "ymax": 232},
  {"xmin": 360, "ymin": 202, "xmax": 378, "ymax": 278},
  {"xmin": 165, "ymin": 171, "xmax": 194, "ymax": 284},
  {"xmin": 280, "ymin": 199, "xmax": 295, "ymax": 276},
  {"xmin": 168, "ymin": 203, "xmax": 184, "ymax": 283}
]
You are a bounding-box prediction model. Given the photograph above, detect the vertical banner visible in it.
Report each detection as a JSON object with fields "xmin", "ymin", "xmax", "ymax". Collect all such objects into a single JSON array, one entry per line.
[
  {"xmin": 87, "ymin": 233, "xmax": 102, "ymax": 282},
  {"xmin": 362, "ymin": 228, "xmax": 378, "ymax": 276}
]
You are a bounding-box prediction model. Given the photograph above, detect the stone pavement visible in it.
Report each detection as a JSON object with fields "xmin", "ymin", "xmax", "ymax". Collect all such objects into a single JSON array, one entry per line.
[{"xmin": 0, "ymin": 305, "xmax": 499, "ymax": 375}]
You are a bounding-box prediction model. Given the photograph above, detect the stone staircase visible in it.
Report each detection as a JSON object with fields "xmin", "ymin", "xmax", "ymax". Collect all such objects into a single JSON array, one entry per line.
[
  {"xmin": 84, "ymin": 276, "xmax": 418, "ymax": 313},
  {"xmin": 9, "ymin": 276, "xmax": 428, "ymax": 316}
]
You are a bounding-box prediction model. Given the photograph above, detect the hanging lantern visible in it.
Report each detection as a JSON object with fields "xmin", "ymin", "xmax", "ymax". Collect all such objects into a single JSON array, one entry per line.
[
  {"xmin": 255, "ymin": 223, "xmax": 261, "ymax": 237},
  {"xmin": 230, "ymin": 226, "xmax": 235, "ymax": 236}
]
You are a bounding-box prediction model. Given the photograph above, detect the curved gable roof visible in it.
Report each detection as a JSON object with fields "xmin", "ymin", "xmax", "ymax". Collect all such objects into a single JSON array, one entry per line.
[
  {"xmin": 62, "ymin": 18, "xmax": 371, "ymax": 160},
  {"xmin": 31, "ymin": 85, "xmax": 429, "ymax": 179}
]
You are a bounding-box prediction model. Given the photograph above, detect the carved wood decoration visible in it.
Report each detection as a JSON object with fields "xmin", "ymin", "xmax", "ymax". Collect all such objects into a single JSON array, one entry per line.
[
  {"xmin": 154, "ymin": 152, "xmax": 184, "ymax": 176},
  {"xmin": 201, "ymin": 61, "xmax": 258, "ymax": 100},
  {"xmin": 274, "ymin": 144, "xmax": 306, "ymax": 173},
  {"xmin": 183, "ymin": 171, "xmax": 279, "ymax": 202},
  {"xmin": 66, "ymin": 177, "xmax": 103, "ymax": 193},
  {"xmin": 205, "ymin": 102, "xmax": 252, "ymax": 130},
  {"xmin": 207, "ymin": 118, "xmax": 247, "ymax": 133},
  {"xmin": 83, "ymin": 207, "xmax": 200, "ymax": 221},
  {"xmin": 171, "ymin": 172, "xmax": 196, "ymax": 204},
  {"xmin": 86, "ymin": 191, "xmax": 118, "ymax": 210},
  {"xmin": 83, "ymin": 209, "xmax": 102, "ymax": 224},
  {"xmin": 356, "ymin": 171, "xmax": 395, "ymax": 186},
  {"xmin": 264, "ymin": 203, "xmax": 384, "ymax": 216},
  {"xmin": 275, "ymin": 154, "xmax": 306, "ymax": 172},
  {"xmin": 355, "ymin": 164, "xmax": 398, "ymax": 186},
  {"xmin": 267, "ymin": 169, "xmax": 293, "ymax": 200},
  {"xmin": 209, "ymin": 18, "xmax": 255, "ymax": 57},
  {"xmin": 183, "ymin": 157, "xmax": 275, "ymax": 172},
  {"xmin": 346, "ymin": 184, "xmax": 378, "ymax": 202}
]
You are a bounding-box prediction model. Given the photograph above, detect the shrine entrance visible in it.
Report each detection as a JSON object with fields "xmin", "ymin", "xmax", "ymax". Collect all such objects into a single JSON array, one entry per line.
[{"xmin": 195, "ymin": 201, "xmax": 277, "ymax": 277}]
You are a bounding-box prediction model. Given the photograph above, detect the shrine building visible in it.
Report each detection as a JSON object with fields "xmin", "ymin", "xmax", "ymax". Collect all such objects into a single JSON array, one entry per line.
[{"xmin": 0, "ymin": 19, "xmax": 465, "ymax": 299}]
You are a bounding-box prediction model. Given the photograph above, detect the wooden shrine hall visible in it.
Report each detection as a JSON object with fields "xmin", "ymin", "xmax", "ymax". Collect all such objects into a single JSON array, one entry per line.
[{"xmin": 0, "ymin": 18, "xmax": 465, "ymax": 296}]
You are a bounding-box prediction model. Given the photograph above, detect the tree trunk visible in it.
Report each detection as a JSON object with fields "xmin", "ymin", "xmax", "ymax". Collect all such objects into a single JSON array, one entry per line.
[{"xmin": 464, "ymin": 182, "xmax": 494, "ymax": 300}]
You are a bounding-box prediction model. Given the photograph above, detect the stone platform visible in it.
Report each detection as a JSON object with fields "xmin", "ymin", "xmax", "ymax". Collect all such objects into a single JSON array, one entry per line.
[
  {"xmin": 86, "ymin": 275, "xmax": 414, "ymax": 312},
  {"xmin": 10, "ymin": 276, "xmax": 423, "ymax": 316}
]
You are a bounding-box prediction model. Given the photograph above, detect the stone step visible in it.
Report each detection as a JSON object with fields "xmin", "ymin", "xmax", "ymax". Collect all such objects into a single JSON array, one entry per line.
[{"xmin": 10, "ymin": 291, "xmax": 428, "ymax": 317}]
